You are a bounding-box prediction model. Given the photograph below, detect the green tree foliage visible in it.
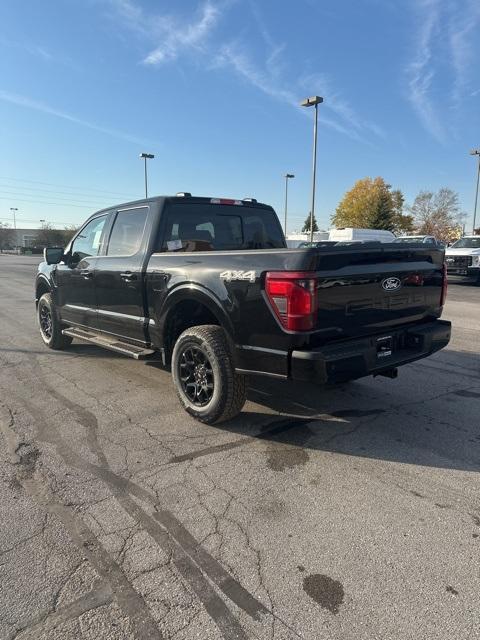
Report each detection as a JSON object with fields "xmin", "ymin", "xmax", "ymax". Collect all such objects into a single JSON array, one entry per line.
[
  {"xmin": 332, "ymin": 177, "xmax": 413, "ymax": 233},
  {"xmin": 407, "ymin": 188, "xmax": 466, "ymax": 243},
  {"xmin": 301, "ymin": 212, "xmax": 319, "ymax": 233},
  {"xmin": 369, "ymin": 187, "xmax": 393, "ymax": 230}
]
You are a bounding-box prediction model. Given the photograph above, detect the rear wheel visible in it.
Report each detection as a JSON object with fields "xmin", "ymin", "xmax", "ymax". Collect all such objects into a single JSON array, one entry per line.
[
  {"xmin": 172, "ymin": 325, "xmax": 247, "ymax": 424},
  {"xmin": 38, "ymin": 293, "xmax": 72, "ymax": 350}
]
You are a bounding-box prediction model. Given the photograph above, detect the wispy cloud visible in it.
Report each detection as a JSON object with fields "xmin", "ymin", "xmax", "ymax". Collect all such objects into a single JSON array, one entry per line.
[
  {"xmin": 298, "ymin": 72, "xmax": 386, "ymax": 140},
  {"xmin": 405, "ymin": 0, "xmax": 445, "ymax": 143},
  {"xmin": 215, "ymin": 41, "xmax": 382, "ymax": 143},
  {"xmin": 144, "ymin": 2, "xmax": 220, "ymax": 65},
  {"xmin": 0, "ymin": 90, "xmax": 148, "ymax": 145},
  {"xmin": 104, "ymin": 0, "xmax": 222, "ymax": 65},
  {"xmin": 106, "ymin": 0, "xmax": 383, "ymax": 143},
  {"xmin": 0, "ymin": 36, "xmax": 53, "ymax": 61},
  {"xmin": 405, "ymin": 0, "xmax": 480, "ymax": 142},
  {"xmin": 449, "ymin": 0, "xmax": 480, "ymax": 109},
  {"xmin": 0, "ymin": 36, "xmax": 82, "ymax": 71}
]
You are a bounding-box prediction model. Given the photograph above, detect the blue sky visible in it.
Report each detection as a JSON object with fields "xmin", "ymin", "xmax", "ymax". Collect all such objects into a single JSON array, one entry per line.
[{"xmin": 0, "ymin": 0, "xmax": 479, "ymax": 232}]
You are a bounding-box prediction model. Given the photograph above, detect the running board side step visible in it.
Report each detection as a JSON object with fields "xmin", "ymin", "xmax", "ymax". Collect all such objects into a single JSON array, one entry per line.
[{"xmin": 62, "ymin": 327, "xmax": 158, "ymax": 360}]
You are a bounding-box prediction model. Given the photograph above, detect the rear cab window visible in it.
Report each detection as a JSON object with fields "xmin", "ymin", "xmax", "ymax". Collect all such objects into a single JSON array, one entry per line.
[{"xmin": 158, "ymin": 202, "xmax": 285, "ymax": 252}]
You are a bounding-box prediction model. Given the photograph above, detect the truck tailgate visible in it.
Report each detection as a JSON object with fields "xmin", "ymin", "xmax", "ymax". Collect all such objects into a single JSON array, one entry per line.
[{"xmin": 308, "ymin": 244, "xmax": 445, "ymax": 339}]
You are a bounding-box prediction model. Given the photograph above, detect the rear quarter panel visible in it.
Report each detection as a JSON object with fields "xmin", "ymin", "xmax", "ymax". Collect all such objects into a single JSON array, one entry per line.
[{"xmin": 145, "ymin": 244, "xmax": 446, "ymax": 375}]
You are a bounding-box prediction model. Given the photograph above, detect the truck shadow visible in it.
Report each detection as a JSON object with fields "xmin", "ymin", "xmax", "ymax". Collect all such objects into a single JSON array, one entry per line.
[
  {"xmin": 220, "ymin": 349, "xmax": 480, "ymax": 473},
  {"xmin": 16, "ymin": 340, "xmax": 479, "ymax": 473}
]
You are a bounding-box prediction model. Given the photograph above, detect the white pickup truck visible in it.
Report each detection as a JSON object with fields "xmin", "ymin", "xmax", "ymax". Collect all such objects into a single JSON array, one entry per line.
[{"xmin": 445, "ymin": 236, "xmax": 480, "ymax": 284}]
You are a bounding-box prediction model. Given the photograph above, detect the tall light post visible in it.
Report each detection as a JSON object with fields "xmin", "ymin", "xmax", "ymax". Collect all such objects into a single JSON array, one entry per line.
[
  {"xmin": 139, "ymin": 153, "xmax": 154, "ymax": 198},
  {"xmin": 283, "ymin": 173, "xmax": 295, "ymax": 235},
  {"xmin": 10, "ymin": 207, "xmax": 18, "ymax": 230},
  {"xmin": 470, "ymin": 149, "xmax": 480, "ymax": 234},
  {"xmin": 300, "ymin": 96, "xmax": 323, "ymax": 242}
]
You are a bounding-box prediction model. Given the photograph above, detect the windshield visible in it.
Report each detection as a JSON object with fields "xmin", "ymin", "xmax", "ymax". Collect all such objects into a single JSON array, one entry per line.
[
  {"xmin": 450, "ymin": 237, "xmax": 480, "ymax": 249},
  {"xmin": 394, "ymin": 237, "xmax": 425, "ymax": 243}
]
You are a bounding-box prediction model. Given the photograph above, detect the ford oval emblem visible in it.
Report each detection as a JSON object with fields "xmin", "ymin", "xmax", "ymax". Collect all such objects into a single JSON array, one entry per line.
[{"xmin": 381, "ymin": 277, "xmax": 402, "ymax": 291}]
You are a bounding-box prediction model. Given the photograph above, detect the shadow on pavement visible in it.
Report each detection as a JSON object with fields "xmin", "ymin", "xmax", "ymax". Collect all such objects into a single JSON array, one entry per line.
[
  {"xmin": 9, "ymin": 337, "xmax": 479, "ymax": 473},
  {"xmin": 215, "ymin": 348, "xmax": 480, "ymax": 473}
]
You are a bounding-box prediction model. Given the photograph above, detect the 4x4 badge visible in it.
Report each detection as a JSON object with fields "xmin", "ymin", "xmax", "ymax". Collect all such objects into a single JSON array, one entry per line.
[{"xmin": 220, "ymin": 270, "xmax": 257, "ymax": 283}]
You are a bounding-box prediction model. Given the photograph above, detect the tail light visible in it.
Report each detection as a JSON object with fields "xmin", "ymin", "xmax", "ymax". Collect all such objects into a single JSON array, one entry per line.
[
  {"xmin": 440, "ymin": 262, "xmax": 448, "ymax": 306},
  {"xmin": 265, "ymin": 272, "xmax": 318, "ymax": 331}
]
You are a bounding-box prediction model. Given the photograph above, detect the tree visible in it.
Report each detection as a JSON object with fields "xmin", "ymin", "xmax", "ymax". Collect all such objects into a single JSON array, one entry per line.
[
  {"xmin": 59, "ymin": 225, "xmax": 78, "ymax": 246},
  {"xmin": 34, "ymin": 223, "xmax": 78, "ymax": 248},
  {"xmin": 391, "ymin": 189, "xmax": 414, "ymax": 234},
  {"xmin": 369, "ymin": 187, "xmax": 393, "ymax": 230},
  {"xmin": 332, "ymin": 177, "xmax": 413, "ymax": 233},
  {"xmin": 301, "ymin": 212, "xmax": 319, "ymax": 233},
  {"xmin": 34, "ymin": 223, "xmax": 65, "ymax": 248},
  {"xmin": 407, "ymin": 188, "xmax": 466, "ymax": 243},
  {"xmin": 0, "ymin": 223, "xmax": 15, "ymax": 251}
]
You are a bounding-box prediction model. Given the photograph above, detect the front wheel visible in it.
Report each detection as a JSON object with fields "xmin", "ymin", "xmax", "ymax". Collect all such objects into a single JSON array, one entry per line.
[
  {"xmin": 38, "ymin": 293, "xmax": 72, "ymax": 350},
  {"xmin": 171, "ymin": 325, "xmax": 247, "ymax": 424}
]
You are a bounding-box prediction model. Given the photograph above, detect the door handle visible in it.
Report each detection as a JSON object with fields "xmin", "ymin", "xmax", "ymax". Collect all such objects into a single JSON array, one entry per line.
[
  {"xmin": 120, "ymin": 271, "xmax": 137, "ymax": 281},
  {"xmin": 80, "ymin": 269, "xmax": 93, "ymax": 279}
]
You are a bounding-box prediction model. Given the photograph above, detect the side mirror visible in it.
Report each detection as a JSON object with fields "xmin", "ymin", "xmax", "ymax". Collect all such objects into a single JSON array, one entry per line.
[{"xmin": 44, "ymin": 247, "xmax": 64, "ymax": 265}]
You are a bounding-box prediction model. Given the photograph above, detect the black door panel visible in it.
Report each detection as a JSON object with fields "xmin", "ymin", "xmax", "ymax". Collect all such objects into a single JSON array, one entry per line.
[
  {"xmin": 94, "ymin": 206, "xmax": 149, "ymax": 343},
  {"xmin": 55, "ymin": 214, "xmax": 109, "ymax": 328}
]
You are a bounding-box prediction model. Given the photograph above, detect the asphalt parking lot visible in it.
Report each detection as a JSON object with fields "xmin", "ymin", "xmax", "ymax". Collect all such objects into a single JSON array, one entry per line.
[{"xmin": 1, "ymin": 254, "xmax": 479, "ymax": 640}]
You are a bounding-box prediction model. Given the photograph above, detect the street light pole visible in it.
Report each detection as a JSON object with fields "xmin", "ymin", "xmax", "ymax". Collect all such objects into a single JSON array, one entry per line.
[
  {"xmin": 301, "ymin": 96, "xmax": 323, "ymax": 242},
  {"xmin": 10, "ymin": 207, "xmax": 18, "ymax": 230},
  {"xmin": 470, "ymin": 149, "xmax": 480, "ymax": 234},
  {"xmin": 139, "ymin": 153, "xmax": 155, "ymax": 198},
  {"xmin": 283, "ymin": 173, "xmax": 295, "ymax": 235}
]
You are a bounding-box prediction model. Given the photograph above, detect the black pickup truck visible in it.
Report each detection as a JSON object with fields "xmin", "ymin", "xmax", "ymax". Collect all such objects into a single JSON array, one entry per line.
[{"xmin": 36, "ymin": 194, "xmax": 451, "ymax": 423}]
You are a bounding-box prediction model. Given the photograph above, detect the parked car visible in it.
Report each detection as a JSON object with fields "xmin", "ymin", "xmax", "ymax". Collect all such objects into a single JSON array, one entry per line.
[
  {"xmin": 35, "ymin": 194, "xmax": 451, "ymax": 423},
  {"xmin": 286, "ymin": 232, "xmax": 329, "ymax": 248},
  {"xmin": 445, "ymin": 236, "xmax": 480, "ymax": 284},
  {"xmin": 393, "ymin": 235, "xmax": 443, "ymax": 247},
  {"xmin": 297, "ymin": 241, "xmax": 339, "ymax": 248},
  {"xmin": 329, "ymin": 228, "xmax": 396, "ymax": 243}
]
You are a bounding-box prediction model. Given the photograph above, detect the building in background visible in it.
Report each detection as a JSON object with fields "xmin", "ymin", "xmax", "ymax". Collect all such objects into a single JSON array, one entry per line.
[{"xmin": 9, "ymin": 229, "xmax": 40, "ymax": 249}]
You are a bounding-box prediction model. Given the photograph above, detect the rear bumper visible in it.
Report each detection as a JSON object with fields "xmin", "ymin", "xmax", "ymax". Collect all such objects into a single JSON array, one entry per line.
[{"xmin": 291, "ymin": 320, "xmax": 451, "ymax": 384}]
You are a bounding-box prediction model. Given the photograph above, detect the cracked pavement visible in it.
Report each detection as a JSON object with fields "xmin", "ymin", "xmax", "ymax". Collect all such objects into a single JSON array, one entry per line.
[{"xmin": 1, "ymin": 254, "xmax": 480, "ymax": 639}]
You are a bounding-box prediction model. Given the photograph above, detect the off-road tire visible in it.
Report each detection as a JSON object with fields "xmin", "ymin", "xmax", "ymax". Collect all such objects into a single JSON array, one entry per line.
[
  {"xmin": 171, "ymin": 324, "xmax": 247, "ymax": 424},
  {"xmin": 38, "ymin": 293, "xmax": 72, "ymax": 350}
]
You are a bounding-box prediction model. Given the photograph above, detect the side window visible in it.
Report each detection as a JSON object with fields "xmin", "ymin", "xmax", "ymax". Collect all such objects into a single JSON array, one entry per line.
[
  {"xmin": 71, "ymin": 216, "xmax": 107, "ymax": 261},
  {"xmin": 107, "ymin": 207, "xmax": 148, "ymax": 256}
]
